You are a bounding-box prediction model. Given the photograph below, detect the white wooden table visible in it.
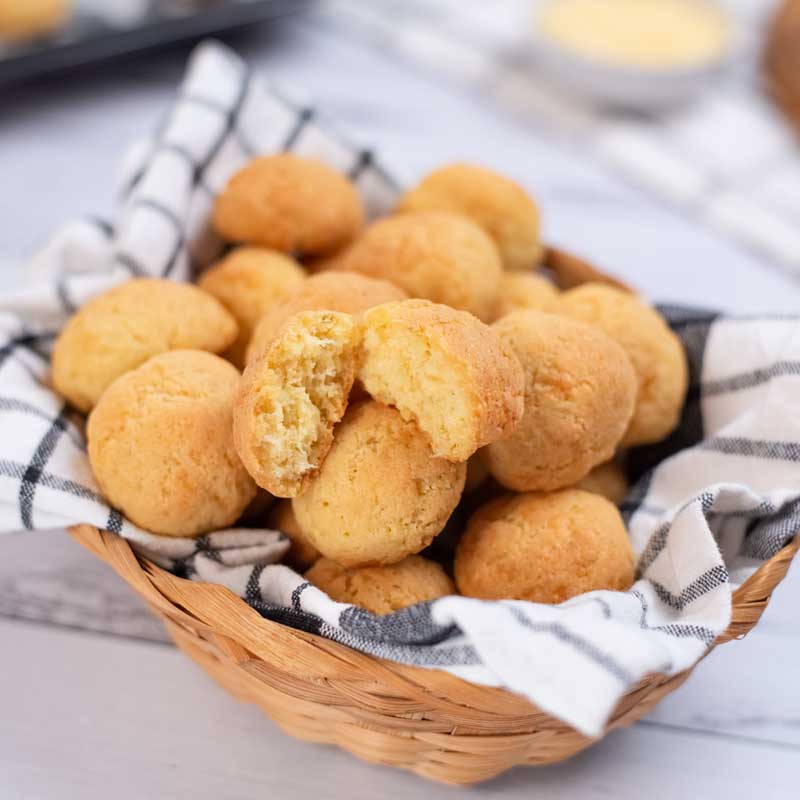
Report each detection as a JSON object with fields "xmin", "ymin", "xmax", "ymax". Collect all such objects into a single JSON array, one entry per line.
[{"xmin": 0, "ymin": 9, "xmax": 798, "ymax": 799}]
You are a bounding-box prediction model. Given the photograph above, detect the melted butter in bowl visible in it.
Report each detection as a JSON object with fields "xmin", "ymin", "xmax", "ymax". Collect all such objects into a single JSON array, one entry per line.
[{"xmin": 532, "ymin": 0, "xmax": 736, "ymax": 110}]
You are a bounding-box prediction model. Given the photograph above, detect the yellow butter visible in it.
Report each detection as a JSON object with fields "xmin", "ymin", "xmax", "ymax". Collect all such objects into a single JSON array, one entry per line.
[{"xmin": 536, "ymin": 0, "xmax": 731, "ymax": 69}]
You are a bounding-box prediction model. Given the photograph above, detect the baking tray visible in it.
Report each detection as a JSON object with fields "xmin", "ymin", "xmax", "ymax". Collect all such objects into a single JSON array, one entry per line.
[{"xmin": 0, "ymin": 0, "xmax": 311, "ymax": 87}]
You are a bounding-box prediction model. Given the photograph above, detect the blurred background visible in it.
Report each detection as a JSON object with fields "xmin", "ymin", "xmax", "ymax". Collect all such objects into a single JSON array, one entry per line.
[{"xmin": 2, "ymin": 0, "xmax": 800, "ymax": 315}]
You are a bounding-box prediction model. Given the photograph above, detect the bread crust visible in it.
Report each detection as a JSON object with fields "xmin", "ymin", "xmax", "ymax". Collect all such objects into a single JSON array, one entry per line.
[
  {"xmin": 198, "ymin": 247, "xmax": 305, "ymax": 367},
  {"xmin": 455, "ymin": 489, "xmax": 634, "ymax": 603},
  {"xmin": 0, "ymin": 0, "xmax": 70, "ymax": 41},
  {"xmin": 87, "ymin": 350, "xmax": 256, "ymax": 537},
  {"xmin": 212, "ymin": 154, "xmax": 364, "ymax": 255},
  {"xmin": 397, "ymin": 163, "xmax": 543, "ymax": 271},
  {"xmin": 493, "ymin": 272, "xmax": 560, "ymax": 320},
  {"xmin": 485, "ymin": 310, "xmax": 637, "ymax": 491},
  {"xmin": 268, "ymin": 500, "xmax": 320, "ymax": 570},
  {"xmin": 557, "ymin": 284, "xmax": 689, "ymax": 446},
  {"xmin": 305, "ymin": 555, "xmax": 454, "ymax": 614},
  {"xmin": 246, "ymin": 271, "xmax": 406, "ymax": 364},
  {"xmin": 292, "ymin": 401, "xmax": 466, "ymax": 567},
  {"xmin": 52, "ymin": 278, "xmax": 237, "ymax": 413},
  {"xmin": 333, "ymin": 212, "xmax": 502, "ymax": 321},
  {"xmin": 360, "ymin": 299, "xmax": 525, "ymax": 462},
  {"xmin": 233, "ymin": 310, "xmax": 361, "ymax": 498},
  {"xmin": 574, "ymin": 460, "xmax": 629, "ymax": 504}
]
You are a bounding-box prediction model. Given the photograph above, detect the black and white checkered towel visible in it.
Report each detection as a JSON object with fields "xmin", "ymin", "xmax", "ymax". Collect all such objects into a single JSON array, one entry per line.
[{"xmin": 1, "ymin": 41, "xmax": 798, "ymax": 737}]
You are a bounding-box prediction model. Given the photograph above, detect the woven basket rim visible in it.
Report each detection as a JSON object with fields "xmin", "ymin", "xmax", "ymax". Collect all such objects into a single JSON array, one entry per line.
[{"xmin": 69, "ymin": 523, "xmax": 799, "ymax": 721}]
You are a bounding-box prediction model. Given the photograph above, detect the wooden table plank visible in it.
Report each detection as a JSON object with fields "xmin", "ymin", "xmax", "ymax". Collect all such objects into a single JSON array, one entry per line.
[{"xmin": 0, "ymin": 618, "xmax": 796, "ymax": 800}]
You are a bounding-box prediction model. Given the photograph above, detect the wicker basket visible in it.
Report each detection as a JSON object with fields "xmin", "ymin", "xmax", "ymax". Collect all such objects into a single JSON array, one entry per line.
[
  {"xmin": 67, "ymin": 248, "xmax": 799, "ymax": 785},
  {"xmin": 764, "ymin": 0, "xmax": 800, "ymax": 134},
  {"xmin": 69, "ymin": 524, "xmax": 798, "ymax": 784}
]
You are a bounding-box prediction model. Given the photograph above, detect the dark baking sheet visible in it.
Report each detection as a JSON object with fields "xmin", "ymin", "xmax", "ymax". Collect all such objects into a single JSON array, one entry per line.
[{"xmin": 0, "ymin": 0, "xmax": 310, "ymax": 87}]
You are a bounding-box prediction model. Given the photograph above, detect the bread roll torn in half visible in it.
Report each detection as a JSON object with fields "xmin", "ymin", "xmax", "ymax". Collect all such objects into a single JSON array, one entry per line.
[
  {"xmin": 234, "ymin": 310, "xmax": 362, "ymax": 497},
  {"xmin": 359, "ymin": 299, "xmax": 524, "ymax": 462}
]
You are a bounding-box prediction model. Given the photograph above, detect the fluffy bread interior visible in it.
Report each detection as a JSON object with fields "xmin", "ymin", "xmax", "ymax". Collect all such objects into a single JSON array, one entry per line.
[
  {"xmin": 247, "ymin": 311, "xmax": 362, "ymax": 495},
  {"xmin": 359, "ymin": 318, "xmax": 474, "ymax": 461}
]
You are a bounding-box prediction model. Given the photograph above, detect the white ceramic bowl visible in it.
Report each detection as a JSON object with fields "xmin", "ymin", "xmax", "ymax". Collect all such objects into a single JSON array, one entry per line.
[{"xmin": 528, "ymin": 0, "xmax": 739, "ymax": 112}]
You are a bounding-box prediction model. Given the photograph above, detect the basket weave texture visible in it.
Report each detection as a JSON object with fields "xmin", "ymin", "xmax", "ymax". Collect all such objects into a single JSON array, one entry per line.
[
  {"xmin": 67, "ymin": 249, "xmax": 798, "ymax": 784},
  {"xmin": 70, "ymin": 524, "xmax": 797, "ymax": 784}
]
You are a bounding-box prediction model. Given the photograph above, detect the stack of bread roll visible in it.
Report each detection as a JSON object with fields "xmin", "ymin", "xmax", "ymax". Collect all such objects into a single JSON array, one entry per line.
[{"xmin": 52, "ymin": 155, "xmax": 688, "ymax": 615}]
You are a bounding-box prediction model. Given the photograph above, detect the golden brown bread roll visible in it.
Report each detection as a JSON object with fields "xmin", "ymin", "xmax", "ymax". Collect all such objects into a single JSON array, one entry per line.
[
  {"xmin": 233, "ymin": 310, "xmax": 362, "ymax": 497},
  {"xmin": 305, "ymin": 555, "xmax": 454, "ymax": 614},
  {"xmin": 213, "ymin": 154, "xmax": 364, "ymax": 255},
  {"xmin": 574, "ymin": 460, "xmax": 629, "ymax": 504},
  {"xmin": 455, "ymin": 489, "xmax": 635, "ymax": 603},
  {"xmin": 331, "ymin": 212, "xmax": 502, "ymax": 321},
  {"xmin": 292, "ymin": 401, "xmax": 466, "ymax": 567},
  {"xmin": 494, "ymin": 272, "xmax": 560, "ymax": 319},
  {"xmin": 52, "ymin": 278, "xmax": 237, "ymax": 413},
  {"xmin": 397, "ymin": 163, "xmax": 543, "ymax": 271},
  {"xmin": 198, "ymin": 246, "xmax": 305, "ymax": 367},
  {"xmin": 0, "ymin": 0, "xmax": 70, "ymax": 41},
  {"xmin": 359, "ymin": 299, "xmax": 525, "ymax": 462},
  {"xmin": 485, "ymin": 311, "xmax": 637, "ymax": 491},
  {"xmin": 268, "ymin": 500, "xmax": 319, "ymax": 570},
  {"xmin": 245, "ymin": 270, "xmax": 406, "ymax": 364},
  {"xmin": 87, "ymin": 350, "xmax": 256, "ymax": 537},
  {"xmin": 556, "ymin": 283, "xmax": 689, "ymax": 447}
]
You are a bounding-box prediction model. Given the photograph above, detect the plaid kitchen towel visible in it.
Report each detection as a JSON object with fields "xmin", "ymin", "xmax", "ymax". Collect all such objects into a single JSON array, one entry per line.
[{"xmin": 1, "ymin": 41, "xmax": 798, "ymax": 737}]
